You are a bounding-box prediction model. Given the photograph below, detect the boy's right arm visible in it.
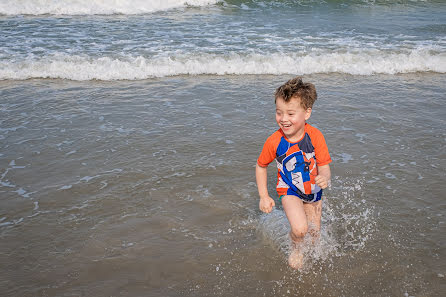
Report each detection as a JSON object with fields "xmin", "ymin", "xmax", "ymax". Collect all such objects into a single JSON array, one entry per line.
[{"xmin": 256, "ymin": 163, "xmax": 275, "ymax": 213}]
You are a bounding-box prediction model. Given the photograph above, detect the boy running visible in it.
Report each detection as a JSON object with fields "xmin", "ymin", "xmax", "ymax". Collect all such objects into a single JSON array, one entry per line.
[{"xmin": 256, "ymin": 77, "xmax": 332, "ymax": 269}]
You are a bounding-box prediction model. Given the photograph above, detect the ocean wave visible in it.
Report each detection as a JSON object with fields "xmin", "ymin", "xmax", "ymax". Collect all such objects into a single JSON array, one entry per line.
[
  {"xmin": 1, "ymin": 0, "xmax": 441, "ymax": 15},
  {"xmin": 223, "ymin": 0, "xmax": 444, "ymax": 8},
  {"xmin": 1, "ymin": 50, "xmax": 444, "ymax": 80},
  {"xmin": 0, "ymin": 0, "xmax": 221, "ymax": 15}
]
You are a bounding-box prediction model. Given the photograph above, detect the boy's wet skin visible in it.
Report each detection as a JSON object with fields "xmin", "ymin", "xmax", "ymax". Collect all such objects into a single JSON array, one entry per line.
[{"xmin": 256, "ymin": 77, "xmax": 332, "ymax": 269}]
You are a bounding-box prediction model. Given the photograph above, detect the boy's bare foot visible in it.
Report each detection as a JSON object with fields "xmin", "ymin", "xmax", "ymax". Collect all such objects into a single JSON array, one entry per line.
[{"xmin": 288, "ymin": 249, "xmax": 304, "ymax": 269}]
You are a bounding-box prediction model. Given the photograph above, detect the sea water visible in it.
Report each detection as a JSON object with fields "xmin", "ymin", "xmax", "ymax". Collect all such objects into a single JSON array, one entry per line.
[
  {"xmin": 0, "ymin": 1, "xmax": 445, "ymax": 297},
  {"xmin": 1, "ymin": 0, "xmax": 445, "ymax": 80}
]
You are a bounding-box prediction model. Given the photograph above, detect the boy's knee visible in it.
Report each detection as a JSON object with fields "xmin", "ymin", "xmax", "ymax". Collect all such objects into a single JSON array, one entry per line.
[{"xmin": 290, "ymin": 225, "xmax": 308, "ymax": 241}]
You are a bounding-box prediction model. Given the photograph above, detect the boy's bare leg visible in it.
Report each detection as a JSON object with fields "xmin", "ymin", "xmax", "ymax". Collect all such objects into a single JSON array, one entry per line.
[
  {"xmin": 303, "ymin": 200, "xmax": 323, "ymax": 242},
  {"xmin": 282, "ymin": 195, "xmax": 308, "ymax": 269}
]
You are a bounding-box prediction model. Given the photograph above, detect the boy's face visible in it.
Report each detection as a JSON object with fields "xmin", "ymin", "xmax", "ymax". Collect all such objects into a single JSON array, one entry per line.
[{"xmin": 275, "ymin": 96, "xmax": 312, "ymax": 142}]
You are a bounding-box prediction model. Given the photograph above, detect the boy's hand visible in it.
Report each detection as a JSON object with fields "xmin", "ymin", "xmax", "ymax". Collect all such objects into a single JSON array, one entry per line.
[
  {"xmin": 259, "ymin": 196, "xmax": 275, "ymax": 213},
  {"xmin": 315, "ymin": 174, "xmax": 331, "ymax": 189}
]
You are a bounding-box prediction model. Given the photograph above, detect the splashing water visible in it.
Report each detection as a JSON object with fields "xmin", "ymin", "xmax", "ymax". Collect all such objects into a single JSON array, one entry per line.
[{"xmin": 257, "ymin": 177, "xmax": 375, "ymax": 271}]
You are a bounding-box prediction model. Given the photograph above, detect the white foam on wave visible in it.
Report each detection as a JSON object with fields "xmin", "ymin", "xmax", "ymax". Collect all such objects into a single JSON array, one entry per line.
[
  {"xmin": 0, "ymin": 0, "xmax": 220, "ymax": 15},
  {"xmin": 1, "ymin": 50, "xmax": 444, "ymax": 80}
]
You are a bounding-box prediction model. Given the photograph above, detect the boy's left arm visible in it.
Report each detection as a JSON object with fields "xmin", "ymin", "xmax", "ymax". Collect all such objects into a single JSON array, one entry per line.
[{"xmin": 315, "ymin": 164, "xmax": 331, "ymax": 189}]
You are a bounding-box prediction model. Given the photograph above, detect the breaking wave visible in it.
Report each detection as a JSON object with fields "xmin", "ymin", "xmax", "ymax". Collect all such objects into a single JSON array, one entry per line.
[
  {"xmin": 0, "ymin": 0, "xmax": 221, "ymax": 15},
  {"xmin": 1, "ymin": 50, "xmax": 444, "ymax": 80}
]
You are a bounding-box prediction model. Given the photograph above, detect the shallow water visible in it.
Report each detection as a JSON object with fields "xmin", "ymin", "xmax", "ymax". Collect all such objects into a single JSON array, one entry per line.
[
  {"xmin": 1, "ymin": 0, "xmax": 445, "ymax": 296},
  {"xmin": 1, "ymin": 74, "xmax": 445, "ymax": 296},
  {"xmin": 1, "ymin": 0, "xmax": 445, "ymax": 79}
]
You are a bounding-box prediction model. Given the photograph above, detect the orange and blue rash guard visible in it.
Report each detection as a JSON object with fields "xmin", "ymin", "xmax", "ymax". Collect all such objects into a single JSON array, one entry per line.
[{"xmin": 257, "ymin": 123, "xmax": 332, "ymax": 203}]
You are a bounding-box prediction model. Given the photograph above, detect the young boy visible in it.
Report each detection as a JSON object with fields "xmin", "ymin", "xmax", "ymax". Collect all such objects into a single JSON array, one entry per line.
[{"xmin": 256, "ymin": 77, "xmax": 332, "ymax": 269}]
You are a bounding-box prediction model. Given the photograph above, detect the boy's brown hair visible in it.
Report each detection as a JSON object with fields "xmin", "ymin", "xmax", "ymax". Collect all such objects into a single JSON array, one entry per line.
[{"xmin": 275, "ymin": 77, "xmax": 317, "ymax": 110}]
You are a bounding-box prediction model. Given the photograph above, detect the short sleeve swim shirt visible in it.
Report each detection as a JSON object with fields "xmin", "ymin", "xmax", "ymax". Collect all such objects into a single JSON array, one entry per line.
[{"xmin": 257, "ymin": 123, "xmax": 332, "ymax": 197}]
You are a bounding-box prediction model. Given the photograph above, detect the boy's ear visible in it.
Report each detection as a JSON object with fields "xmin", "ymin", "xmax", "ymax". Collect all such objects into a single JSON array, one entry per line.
[{"xmin": 305, "ymin": 108, "xmax": 312, "ymax": 121}]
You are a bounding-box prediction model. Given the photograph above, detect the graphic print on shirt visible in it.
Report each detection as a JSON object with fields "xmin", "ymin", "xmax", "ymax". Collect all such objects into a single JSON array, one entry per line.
[
  {"xmin": 275, "ymin": 134, "xmax": 321, "ymax": 196},
  {"xmin": 257, "ymin": 124, "xmax": 331, "ymax": 201}
]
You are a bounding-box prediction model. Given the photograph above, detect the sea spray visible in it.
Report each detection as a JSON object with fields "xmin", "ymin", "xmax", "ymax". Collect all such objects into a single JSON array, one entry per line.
[
  {"xmin": 258, "ymin": 209, "xmax": 292, "ymax": 255},
  {"xmin": 257, "ymin": 207, "xmax": 338, "ymax": 271},
  {"xmin": 257, "ymin": 177, "xmax": 375, "ymax": 271}
]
